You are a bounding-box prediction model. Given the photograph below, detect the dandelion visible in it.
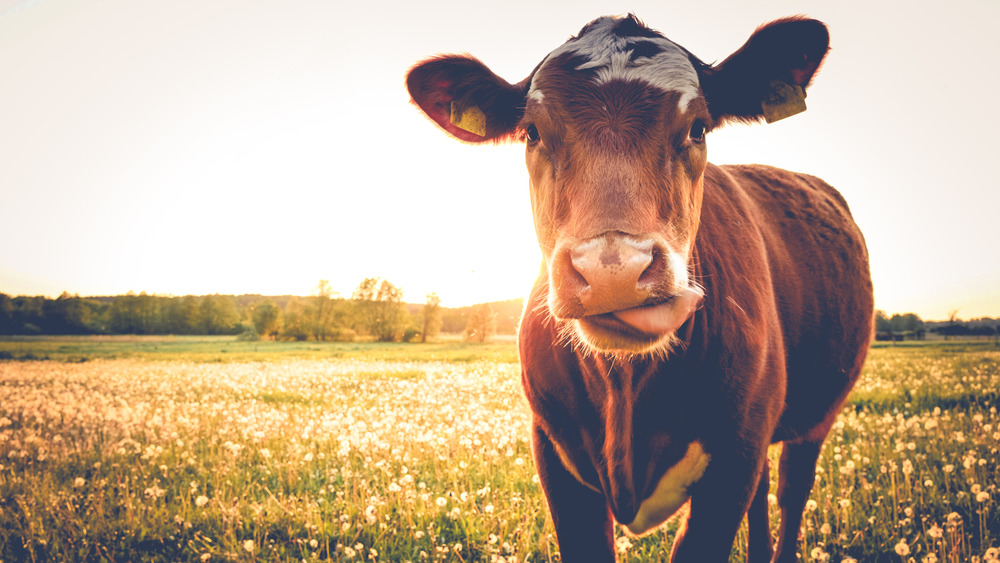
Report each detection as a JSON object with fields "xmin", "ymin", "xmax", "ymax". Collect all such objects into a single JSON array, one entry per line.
[
  {"xmin": 923, "ymin": 554, "xmax": 939, "ymax": 563},
  {"xmin": 310, "ymin": 539, "xmax": 319, "ymax": 549},
  {"xmin": 73, "ymin": 477, "xmax": 85, "ymax": 488},
  {"xmin": 344, "ymin": 546, "xmax": 357, "ymax": 558},
  {"xmin": 435, "ymin": 497, "xmax": 447, "ymax": 508},
  {"xmin": 928, "ymin": 524, "xmax": 943, "ymax": 539},
  {"xmin": 806, "ymin": 499, "xmax": 818, "ymax": 512},
  {"xmin": 200, "ymin": 554, "xmax": 211, "ymax": 562},
  {"xmin": 243, "ymin": 540, "xmax": 254, "ymax": 553},
  {"xmin": 615, "ymin": 536, "xmax": 633, "ymax": 554},
  {"xmin": 977, "ymin": 491, "xmax": 990, "ymax": 503},
  {"xmin": 195, "ymin": 495, "xmax": 209, "ymax": 507},
  {"xmin": 820, "ymin": 522, "xmax": 832, "ymax": 535},
  {"xmin": 895, "ymin": 539, "xmax": 910, "ymax": 556}
]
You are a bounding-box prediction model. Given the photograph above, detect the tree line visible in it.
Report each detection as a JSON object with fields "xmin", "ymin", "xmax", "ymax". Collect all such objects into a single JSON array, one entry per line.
[
  {"xmin": 0, "ymin": 279, "xmax": 524, "ymax": 342},
  {"xmin": 874, "ymin": 310, "xmax": 1000, "ymax": 341}
]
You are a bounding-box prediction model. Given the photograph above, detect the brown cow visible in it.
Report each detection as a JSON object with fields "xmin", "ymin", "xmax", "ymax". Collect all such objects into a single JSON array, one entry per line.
[{"xmin": 407, "ymin": 14, "xmax": 873, "ymax": 562}]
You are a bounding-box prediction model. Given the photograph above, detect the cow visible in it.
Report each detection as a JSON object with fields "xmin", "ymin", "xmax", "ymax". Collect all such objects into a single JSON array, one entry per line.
[{"xmin": 406, "ymin": 14, "xmax": 873, "ymax": 562}]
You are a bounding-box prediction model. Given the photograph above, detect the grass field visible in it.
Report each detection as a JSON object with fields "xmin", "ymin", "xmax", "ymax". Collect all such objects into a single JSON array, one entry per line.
[{"xmin": 0, "ymin": 338, "xmax": 998, "ymax": 562}]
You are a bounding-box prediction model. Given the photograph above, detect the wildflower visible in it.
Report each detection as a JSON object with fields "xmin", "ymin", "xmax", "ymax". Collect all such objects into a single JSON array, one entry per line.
[
  {"xmin": 984, "ymin": 547, "xmax": 999, "ymax": 561},
  {"xmin": 485, "ymin": 504, "xmax": 495, "ymax": 514},
  {"xmin": 810, "ymin": 546, "xmax": 829, "ymax": 561},
  {"xmin": 435, "ymin": 497, "xmax": 447, "ymax": 508},
  {"xmin": 977, "ymin": 491, "xmax": 990, "ymax": 503},
  {"xmin": 243, "ymin": 540, "xmax": 254, "ymax": 553},
  {"xmin": 260, "ymin": 448, "xmax": 271, "ymax": 459},
  {"xmin": 839, "ymin": 499, "xmax": 851, "ymax": 510},
  {"xmin": 195, "ymin": 495, "xmax": 209, "ymax": 507},
  {"xmin": 200, "ymin": 554, "xmax": 211, "ymax": 562},
  {"xmin": 615, "ymin": 536, "xmax": 633, "ymax": 554},
  {"xmin": 73, "ymin": 477, "xmax": 85, "ymax": 488},
  {"xmin": 344, "ymin": 546, "xmax": 357, "ymax": 558},
  {"xmin": 895, "ymin": 539, "xmax": 910, "ymax": 556},
  {"xmin": 806, "ymin": 499, "xmax": 818, "ymax": 512},
  {"xmin": 928, "ymin": 524, "xmax": 943, "ymax": 539},
  {"xmin": 820, "ymin": 522, "xmax": 832, "ymax": 535},
  {"xmin": 923, "ymin": 554, "xmax": 939, "ymax": 563},
  {"xmin": 310, "ymin": 539, "xmax": 319, "ymax": 549}
]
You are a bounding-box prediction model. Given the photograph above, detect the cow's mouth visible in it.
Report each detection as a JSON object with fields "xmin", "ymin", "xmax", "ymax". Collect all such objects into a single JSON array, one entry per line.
[{"xmin": 574, "ymin": 287, "xmax": 703, "ymax": 353}]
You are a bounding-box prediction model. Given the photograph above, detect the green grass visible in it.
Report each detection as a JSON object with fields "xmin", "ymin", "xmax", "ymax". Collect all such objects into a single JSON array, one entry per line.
[
  {"xmin": 0, "ymin": 339, "xmax": 997, "ymax": 561},
  {"xmin": 0, "ymin": 335, "xmax": 520, "ymax": 364}
]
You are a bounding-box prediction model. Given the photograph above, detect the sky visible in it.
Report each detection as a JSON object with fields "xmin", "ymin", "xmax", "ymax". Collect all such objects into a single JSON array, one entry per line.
[{"xmin": 1, "ymin": 0, "xmax": 998, "ymax": 320}]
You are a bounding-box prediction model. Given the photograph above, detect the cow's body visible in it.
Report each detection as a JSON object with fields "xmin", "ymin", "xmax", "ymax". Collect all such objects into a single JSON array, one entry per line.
[
  {"xmin": 520, "ymin": 163, "xmax": 872, "ymax": 560},
  {"xmin": 408, "ymin": 14, "xmax": 873, "ymax": 562}
]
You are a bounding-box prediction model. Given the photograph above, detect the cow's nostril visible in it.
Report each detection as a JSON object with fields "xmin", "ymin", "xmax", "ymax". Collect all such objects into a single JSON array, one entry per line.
[
  {"xmin": 638, "ymin": 248, "xmax": 666, "ymax": 287},
  {"xmin": 562, "ymin": 252, "xmax": 590, "ymax": 293}
]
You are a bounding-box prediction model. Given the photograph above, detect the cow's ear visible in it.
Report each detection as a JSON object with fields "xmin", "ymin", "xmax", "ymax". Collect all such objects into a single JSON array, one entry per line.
[
  {"xmin": 699, "ymin": 18, "xmax": 829, "ymax": 124},
  {"xmin": 407, "ymin": 55, "xmax": 529, "ymax": 143}
]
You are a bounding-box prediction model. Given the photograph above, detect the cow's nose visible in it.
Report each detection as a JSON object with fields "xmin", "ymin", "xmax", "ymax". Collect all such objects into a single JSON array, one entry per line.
[{"xmin": 556, "ymin": 233, "xmax": 663, "ymax": 316}]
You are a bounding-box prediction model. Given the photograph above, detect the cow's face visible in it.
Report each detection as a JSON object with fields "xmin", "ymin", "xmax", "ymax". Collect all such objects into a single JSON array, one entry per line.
[{"xmin": 408, "ymin": 14, "xmax": 828, "ymax": 355}]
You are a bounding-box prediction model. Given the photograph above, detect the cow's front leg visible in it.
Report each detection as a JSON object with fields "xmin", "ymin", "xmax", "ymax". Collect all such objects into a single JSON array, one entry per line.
[
  {"xmin": 668, "ymin": 448, "xmax": 768, "ymax": 562},
  {"xmin": 531, "ymin": 423, "xmax": 615, "ymax": 562}
]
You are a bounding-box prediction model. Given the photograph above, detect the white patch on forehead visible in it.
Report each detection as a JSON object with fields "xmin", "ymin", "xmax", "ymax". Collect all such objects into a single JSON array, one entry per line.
[
  {"xmin": 528, "ymin": 89, "xmax": 545, "ymax": 103},
  {"xmin": 528, "ymin": 16, "xmax": 701, "ymax": 113}
]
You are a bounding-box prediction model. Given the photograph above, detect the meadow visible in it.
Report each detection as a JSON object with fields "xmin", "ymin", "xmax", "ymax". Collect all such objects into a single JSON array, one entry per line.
[{"xmin": 0, "ymin": 338, "xmax": 997, "ymax": 562}]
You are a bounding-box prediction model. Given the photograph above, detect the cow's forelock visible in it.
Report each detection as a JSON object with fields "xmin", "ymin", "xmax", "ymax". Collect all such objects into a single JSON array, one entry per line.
[{"xmin": 529, "ymin": 15, "xmax": 701, "ymax": 112}]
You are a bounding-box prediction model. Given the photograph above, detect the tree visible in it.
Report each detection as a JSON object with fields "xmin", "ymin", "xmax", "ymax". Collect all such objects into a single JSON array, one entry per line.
[
  {"xmin": 252, "ymin": 299, "xmax": 282, "ymax": 340},
  {"xmin": 280, "ymin": 297, "xmax": 310, "ymax": 341},
  {"xmin": 199, "ymin": 294, "xmax": 240, "ymax": 335},
  {"xmin": 352, "ymin": 277, "xmax": 409, "ymax": 342},
  {"xmin": 312, "ymin": 279, "xmax": 340, "ymax": 341},
  {"xmin": 421, "ymin": 293, "xmax": 443, "ymax": 343},
  {"xmin": 464, "ymin": 303, "xmax": 497, "ymax": 343}
]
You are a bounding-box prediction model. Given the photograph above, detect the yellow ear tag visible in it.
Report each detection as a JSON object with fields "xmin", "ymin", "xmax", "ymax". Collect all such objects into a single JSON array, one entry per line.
[
  {"xmin": 761, "ymin": 80, "xmax": 807, "ymax": 123},
  {"xmin": 450, "ymin": 101, "xmax": 487, "ymax": 137}
]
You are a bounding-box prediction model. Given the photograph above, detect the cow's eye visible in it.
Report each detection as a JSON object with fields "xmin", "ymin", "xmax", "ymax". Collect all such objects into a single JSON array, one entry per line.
[
  {"xmin": 525, "ymin": 124, "xmax": 541, "ymax": 143},
  {"xmin": 689, "ymin": 120, "xmax": 707, "ymax": 143}
]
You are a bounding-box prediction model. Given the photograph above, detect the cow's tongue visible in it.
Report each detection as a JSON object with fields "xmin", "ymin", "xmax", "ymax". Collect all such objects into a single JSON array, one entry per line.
[{"xmin": 611, "ymin": 286, "xmax": 704, "ymax": 335}]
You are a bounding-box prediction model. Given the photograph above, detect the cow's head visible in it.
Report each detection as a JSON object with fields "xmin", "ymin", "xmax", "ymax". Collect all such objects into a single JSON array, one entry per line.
[{"xmin": 407, "ymin": 15, "xmax": 828, "ymax": 355}]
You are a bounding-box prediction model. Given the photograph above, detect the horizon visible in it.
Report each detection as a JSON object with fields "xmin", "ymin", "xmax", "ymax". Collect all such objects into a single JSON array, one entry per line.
[
  {"xmin": 1, "ymin": 287, "xmax": 994, "ymax": 324},
  {"xmin": 2, "ymin": 0, "xmax": 999, "ymax": 321}
]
